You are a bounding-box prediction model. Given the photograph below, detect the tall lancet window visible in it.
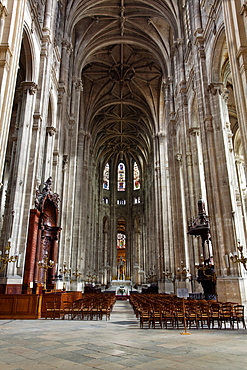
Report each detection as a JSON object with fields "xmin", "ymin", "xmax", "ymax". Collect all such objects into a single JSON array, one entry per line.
[
  {"xmin": 103, "ymin": 163, "xmax": 110, "ymax": 190},
  {"xmin": 133, "ymin": 162, "xmax": 140, "ymax": 190},
  {"xmin": 117, "ymin": 162, "xmax": 126, "ymax": 191},
  {"xmin": 117, "ymin": 232, "xmax": 126, "ymax": 249}
]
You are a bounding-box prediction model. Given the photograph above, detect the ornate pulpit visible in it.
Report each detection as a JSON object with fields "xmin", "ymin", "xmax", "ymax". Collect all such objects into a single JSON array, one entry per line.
[
  {"xmin": 22, "ymin": 177, "xmax": 61, "ymax": 294},
  {"xmin": 188, "ymin": 197, "xmax": 217, "ymax": 300}
]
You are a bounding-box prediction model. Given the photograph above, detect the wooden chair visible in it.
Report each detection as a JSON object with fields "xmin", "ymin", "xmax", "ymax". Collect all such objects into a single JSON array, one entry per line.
[
  {"xmin": 70, "ymin": 300, "xmax": 82, "ymax": 320},
  {"xmin": 220, "ymin": 304, "xmax": 233, "ymax": 329},
  {"xmin": 198, "ymin": 304, "xmax": 211, "ymax": 329},
  {"xmin": 231, "ymin": 305, "xmax": 246, "ymax": 329},
  {"xmin": 81, "ymin": 302, "xmax": 92, "ymax": 320},
  {"xmin": 210, "ymin": 302, "xmax": 221, "ymax": 329},
  {"xmin": 100, "ymin": 303, "xmax": 111, "ymax": 320},
  {"xmin": 90, "ymin": 303, "xmax": 101, "ymax": 320},
  {"xmin": 151, "ymin": 308, "xmax": 163, "ymax": 328},
  {"xmin": 174, "ymin": 305, "xmax": 185, "ymax": 329},
  {"xmin": 186, "ymin": 306, "xmax": 199, "ymax": 329},
  {"xmin": 45, "ymin": 301, "xmax": 56, "ymax": 319},
  {"xmin": 60, "ymin": 301, "xmax": 73, "ymax": 320},
  {"xmin": 162, "ymin": 307, "xmax": 174, "ymax": 329},
  {"xmin": 140, "ymin": 309, "xmax": 152, "ymax": 328}
]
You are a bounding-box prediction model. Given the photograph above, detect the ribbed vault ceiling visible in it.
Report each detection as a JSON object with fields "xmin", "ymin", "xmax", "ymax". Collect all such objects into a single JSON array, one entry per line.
[{"xmin": 67, "ymin": 0, "xmax": 179, "ymax": 164}]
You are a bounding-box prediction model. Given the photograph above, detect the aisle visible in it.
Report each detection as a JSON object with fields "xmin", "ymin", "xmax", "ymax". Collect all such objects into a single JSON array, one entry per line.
[
  {"xmin": 109, "ymin": 299, "xmax": 139, "ymax": 328},
  {"xmin": 0, "ymin": 299, "xmax": 246, "ymax": 369}
]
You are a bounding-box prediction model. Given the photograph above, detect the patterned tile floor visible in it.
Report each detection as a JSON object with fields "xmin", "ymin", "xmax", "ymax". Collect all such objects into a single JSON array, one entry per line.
[{"xmin": 0, "ymin": 300, "xmax": 246, "ymax": 369}]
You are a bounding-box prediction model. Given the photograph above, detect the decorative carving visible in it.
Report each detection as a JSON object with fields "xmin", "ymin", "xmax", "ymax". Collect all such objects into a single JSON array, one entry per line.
[
  {"xmin": 33, "ymin": 114, "xmax": 42, "ymax": 131},
  {"xmin": 75, "ymin": 79, "xmax": 83, "ymax": 91},
  {"xmin": 208, "ymin": 82, "xmax": 223, "ymax": 95},
  {"xmin": 156, "ymin": 131, "xmax": 166, "ymax": 139},
  {"xmin": 46, "ymin": 126, "xmax": 56, "ymax": 136},
  {"xmin": 21, "ymin": 81, "xmax": 38, "ymax": 95},
  {"xmin": 0, "ymin": 4, "xmax": 8, "ymax": 18},
  {"xmin": 35, "ymin": 177, "xmax": 60, "ymax": 212},
  {"xmin": 195, "ymin": 36, "xmax": 205, "ymax": 58},
  {"xmin": 189, "ymin": 127, "xmax": 200, "ymax": 136},
  {"xmin": 186, "ymin": 152, "xmax": 192, "ymax": 166},
  {"xmin": 221, "ymin": 88, "xmax": 230, "ymax": 103},
  {"xmin": 62, "ymin": 155, "xmax": 69, "ymax": 171},
  {"xmin": 61, "ymin": 39, "xmax": 73, "ymax": 54},
  {"xmin": 0, "ymin": 44, "xmax": 12, "ymax": 69},
  {"xmin": 53, "ymin": 150, "xmax": 59, "ymax": 166},
  {"xmin": 58, "ymin": 84, "xmax": 66, "ymax": 103},
  {"xmin": 175, "ymin": 153, "xmax": 182, "ymax": 163},
  {"xmin": 240, "ymin": 2, "xmax": 247, "ymax": 15},
  {"xmin": 204, "ymin": 115, "xmax": 213, "ymax": 131}
]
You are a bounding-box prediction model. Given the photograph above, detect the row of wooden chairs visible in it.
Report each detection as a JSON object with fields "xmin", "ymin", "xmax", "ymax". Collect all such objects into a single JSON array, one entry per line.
[
  {"xmin": 129, "ymin": 294, "xmax": 246, "ymax": 329},
  {"xmin": 45, "ymin": 293, "xmax": 116, "ymax": 320}
]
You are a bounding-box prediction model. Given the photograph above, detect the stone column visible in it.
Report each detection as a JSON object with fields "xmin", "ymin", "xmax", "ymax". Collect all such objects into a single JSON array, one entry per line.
[
  {"xmin": 241, "ymin": 1, "xmax": 247, "ymax": 37},
  {"xmin": 193, "ymin": 26, "xmax": 244, "ymax": 302},
  {"xmin": 235, "ymin": 155, "xmax": 247, "ymax": 241},
  {"xmin": 0, "ymin": 2, "xmax": 8, "ymax": 43},
  {"xmin": 223, "ymin": 1, "xmax": 247, "ymax": 168},
  {"xmin": 1, "ymin": 81, "xmax": 38, "ymax": 289},
  {"xmin": 0, "ymin": 0, "xmax": 26, "ymax": 181}
]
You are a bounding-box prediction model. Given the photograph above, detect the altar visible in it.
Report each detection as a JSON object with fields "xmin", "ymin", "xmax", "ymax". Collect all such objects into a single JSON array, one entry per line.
[{"xmin": 104, "ymin": 279, "xmax": 137, "ymax": 297}]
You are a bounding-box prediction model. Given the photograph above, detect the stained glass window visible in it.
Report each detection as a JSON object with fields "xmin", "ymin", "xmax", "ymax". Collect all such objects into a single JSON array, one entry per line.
[
  {"xmin": 103, "ymin": 163, "xmax": 110, "ymax": 190},
  {"xmin": 117, "ymin": 233, "xmax": 126, "ymax": 249},
  {"xmin": 133, "ymin": 162, "xmax": 140, "ymax": 190},
  {"xmin": 117, "ymin": 162, "xmax": 125, "ymax": 191}
]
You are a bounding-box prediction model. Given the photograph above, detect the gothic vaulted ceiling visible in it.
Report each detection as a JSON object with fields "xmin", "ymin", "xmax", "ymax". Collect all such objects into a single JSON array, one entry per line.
[{"xmin": 65, "ymin": 0, "xmax": 179, "ymax": 164}]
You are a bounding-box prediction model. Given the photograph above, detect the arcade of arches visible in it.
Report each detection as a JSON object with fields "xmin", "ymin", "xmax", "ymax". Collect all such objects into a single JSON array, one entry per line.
[{"xmin": 0, "ymin": 0, "xmax": 247, "ymax": 307}]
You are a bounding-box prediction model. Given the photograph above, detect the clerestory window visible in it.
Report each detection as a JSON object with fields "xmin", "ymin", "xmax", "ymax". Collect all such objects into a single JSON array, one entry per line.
[
  {"xmin": 133, "ymin": 162, "xmax": 140, "ymax": 190},
  {"xmin": 103, "ymin": 163, "xmax": 110, "ymax": 190},
  {"xmin": 117, "ymin": 162, "xmax": 126, "ymax": 191}
]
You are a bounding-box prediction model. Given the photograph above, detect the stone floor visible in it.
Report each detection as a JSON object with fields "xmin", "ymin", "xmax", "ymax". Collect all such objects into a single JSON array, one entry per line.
[{"xmin": 0, "ymin": 300, "xmax": 246, "ymax": 370}]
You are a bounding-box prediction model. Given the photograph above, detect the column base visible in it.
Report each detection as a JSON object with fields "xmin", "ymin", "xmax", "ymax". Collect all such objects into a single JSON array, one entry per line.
[
  {"xmin": 0, "ymin": 276, "xmax": 23, "ymax": 294},
  {"xmin": 216, "ymin": 276, "xmax": 246, "ymax": 304}
]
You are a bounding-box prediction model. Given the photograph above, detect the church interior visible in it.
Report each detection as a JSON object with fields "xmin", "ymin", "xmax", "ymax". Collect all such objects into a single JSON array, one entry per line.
[{"xmin": 0, "ymin": 0, "xmax": 247, "ymax": 332}]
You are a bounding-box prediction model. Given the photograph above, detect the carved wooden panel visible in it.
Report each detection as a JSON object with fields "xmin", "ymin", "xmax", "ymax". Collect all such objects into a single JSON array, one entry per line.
[{"xmin": 0, "ymin": 294, "xmax": 42, "ymax": 319}]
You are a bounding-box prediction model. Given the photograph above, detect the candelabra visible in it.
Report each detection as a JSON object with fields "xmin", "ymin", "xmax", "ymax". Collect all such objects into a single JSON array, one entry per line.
[
  {"xmin": 195, "ymin": 255, "xmax": 217, "ymax": 283},
  {"xmin": 146, "ymin": 269, "xmax": 157, "ymax": 283},
  {"xmin": 229, "ymin": 241, "xmax": 247, "ymax": 271},
  {"xmin": 0, "ymin": 240, "xmax": 18, "ymax": 272},
  {"xmin": 59, "ymin": 262, "xmax": 71, "ymax": 290},
  {"xmin": 38, "ymin": 252, "xmax": 54, "ymax": 290},
  {"xmin": 59, "ymin": 262, "xmax": 71, "ymax": 276},
  {"xmin": 71, "ymin": 268, "xmax": 82, "ymax": 282},
  {"xmin": 163, "ymin": 270, "xmax": 175, "ymax": 282},
  {"xmin": 85, "ymin": 271, "xmax": 97, "ymax": 284},
  {"xmin": 177, "ymin": 261, "xmax": 190, "ymax": 280}
]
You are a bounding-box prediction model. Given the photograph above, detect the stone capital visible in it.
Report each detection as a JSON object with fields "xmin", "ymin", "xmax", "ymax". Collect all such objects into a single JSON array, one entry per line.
[
  {"xmin": 156, "ymin": 131, "xmax": 166, "ymax": 139},
  {"xmin": 33, "ymin": 113, "xmax": 42, "ymax": 131},
  {"xmin": 75, "ymin": 79, "xmax": 83, "ymax": 91},
  {"xmin": 175, "ymin": 153, "xmax": 182, "ymax": 163},
  {"xmin": 204, "ymin": 115, "xmax": 213, "ymax": 131},
  {"xmin": 186, "ymin": 152, "xmax": 192, "ymax": 166},
  {"xmin": 0, "ymin": 44, "xmax": 12, "ymax": 69},
  {"xmin": 189, "ymin": 127, "xmax": 200, "ymax": 136},
  {"xmin": 194, "ymin": 35, "xmax": 205, "ymax": 58},
  {"xmin": 208, "ymin": 82, "xmax": 223, "ymax": 95},
  {"xmin": 0, "ymin": 3, "xmax": 8, "ymax": 18},
  {"xmin": 21, "ymin": 81, "xmax": 38, "ymax": 95},
  {"xmin": 62, "ymin": 154, "xmax": 69, "ymax": 171},
  {"xmin": 240, "ymin": 2, "xmax": 247, "ymax": 15},
  {"xmin": 61, "ymin": 39, "xmax": 73, "ymax": 54},
  {"xmin": 46, "ymin": 126, "xmax": 57, "ymax": 136}
]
